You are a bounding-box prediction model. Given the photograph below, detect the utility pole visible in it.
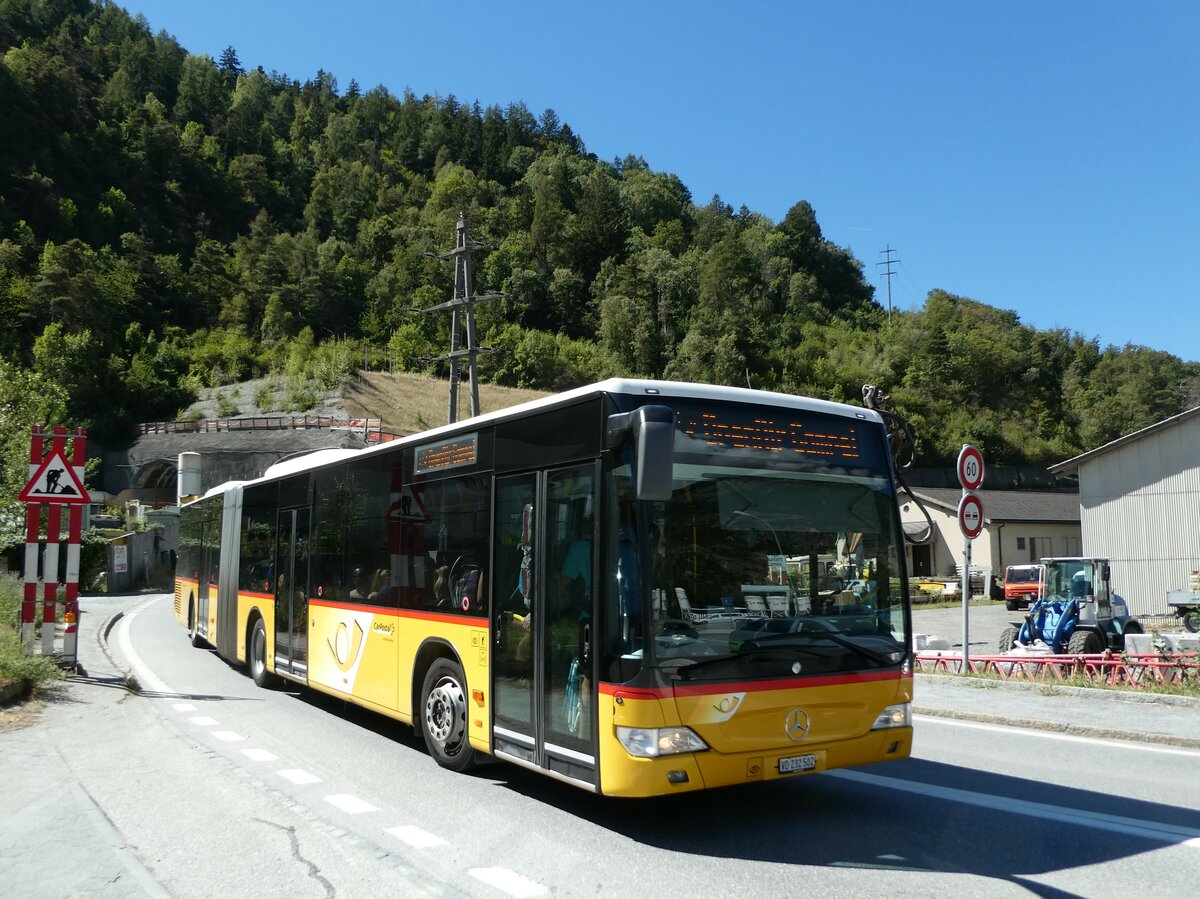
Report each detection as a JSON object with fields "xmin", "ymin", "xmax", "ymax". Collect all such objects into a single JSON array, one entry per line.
[
  {"xmin": 420, "ymin": 213, "xmax": 502, "ymax": 424},
  {"xmin": 877, "ymin": 245, "xmax": 900, "ymax": 326}
]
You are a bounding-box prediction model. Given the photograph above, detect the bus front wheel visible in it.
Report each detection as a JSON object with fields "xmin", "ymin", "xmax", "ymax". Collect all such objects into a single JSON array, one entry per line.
[{"xmin": 420, "ymin": 659, "xmax": 477, "ymax": 772}]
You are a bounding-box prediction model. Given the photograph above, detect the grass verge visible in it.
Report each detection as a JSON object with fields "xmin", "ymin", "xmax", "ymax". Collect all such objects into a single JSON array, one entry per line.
[{"xmin": 0, "ymin": 572, "xmax": 65, "ymax": 699}]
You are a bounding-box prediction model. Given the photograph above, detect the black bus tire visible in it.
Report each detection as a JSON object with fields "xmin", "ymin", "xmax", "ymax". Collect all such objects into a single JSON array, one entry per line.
[
  {"xmin": 188, "ymin": 598, "xmax": 204, "ymax": 648},
  {"xmin": 249, "ymin": 617, "xmax": 275, "ymax": 688},
  {"xmin": 420, "ymin": 658, "xmax": 477, "ymax": 772}
]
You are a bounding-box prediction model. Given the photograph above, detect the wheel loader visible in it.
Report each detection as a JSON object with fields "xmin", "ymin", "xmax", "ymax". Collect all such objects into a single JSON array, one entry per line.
[{"xmin": 999, "ymin": 557, "xmax": 1143, "ymax": 654}]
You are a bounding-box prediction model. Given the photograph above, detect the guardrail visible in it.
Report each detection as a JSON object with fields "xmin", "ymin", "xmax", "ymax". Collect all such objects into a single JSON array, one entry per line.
[
  {"xmin": 916, "ymin": 650, "xmax": 1200, "ymax": 688},
  {"xmin": 136, "ymin": 417, "xmax": 402, "ymax": 443}
]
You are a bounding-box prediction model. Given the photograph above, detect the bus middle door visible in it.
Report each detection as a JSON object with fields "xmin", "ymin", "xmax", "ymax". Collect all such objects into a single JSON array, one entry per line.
[{"xmin": 274, "ymin": 507, "xmax": 311, "ymax": 678}]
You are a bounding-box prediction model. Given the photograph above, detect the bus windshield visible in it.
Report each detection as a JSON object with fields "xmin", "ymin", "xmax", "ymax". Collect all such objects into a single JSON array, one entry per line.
[{"xmin": 635, "ymin": 404, "xmax": 908, "ymax": 681}]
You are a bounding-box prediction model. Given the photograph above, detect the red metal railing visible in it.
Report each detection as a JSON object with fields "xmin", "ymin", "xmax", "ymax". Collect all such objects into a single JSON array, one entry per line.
[
  {"xmin": 916, "ymin": 650, "xmax": 1200, "ymax": 688},
  {"xmin": 136, "ymin": 417, "xmax": 403, "ymax": 443}
]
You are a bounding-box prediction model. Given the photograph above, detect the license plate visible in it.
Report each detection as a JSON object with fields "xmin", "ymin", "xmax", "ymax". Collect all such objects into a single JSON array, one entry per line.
[{"xmin": 779, "ymin": 753, "xmax": 817, "ymax": 774}]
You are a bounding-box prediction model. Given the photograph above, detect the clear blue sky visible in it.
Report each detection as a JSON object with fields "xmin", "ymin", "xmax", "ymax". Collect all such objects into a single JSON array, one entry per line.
[{"xmin": 123, "ymin": 1, "xmax": 1200, "ymax": 362}]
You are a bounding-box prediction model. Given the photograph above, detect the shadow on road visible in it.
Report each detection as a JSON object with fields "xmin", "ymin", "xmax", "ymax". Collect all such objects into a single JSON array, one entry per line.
[{"xmin": 476, "ymin": 753, "xmax": 1197, "ymax": 890}]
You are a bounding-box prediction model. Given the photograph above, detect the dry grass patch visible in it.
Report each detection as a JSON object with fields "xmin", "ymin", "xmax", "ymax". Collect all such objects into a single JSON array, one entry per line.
[{"xmin": 344, "ymin": 372, "xmax": 552, "ymax": 436}]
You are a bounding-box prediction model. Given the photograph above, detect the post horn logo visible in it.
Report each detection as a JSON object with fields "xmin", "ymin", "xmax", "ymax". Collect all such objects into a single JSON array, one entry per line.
[{"xmin": 328, "ymin": 620, "xmax": 365, "ymax": 671}]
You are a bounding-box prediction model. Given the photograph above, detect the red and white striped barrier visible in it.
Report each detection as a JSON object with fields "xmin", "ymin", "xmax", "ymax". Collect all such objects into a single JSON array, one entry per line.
[{"xmin": 21, "ymin": 425, "xmax": 88, "ymax": 665}]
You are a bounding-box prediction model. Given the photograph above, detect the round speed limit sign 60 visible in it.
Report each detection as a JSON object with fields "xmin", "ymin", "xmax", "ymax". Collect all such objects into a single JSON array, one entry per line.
[{"xmin": 957, "ymin": 444, "xmax": 985, "ymax": 491}]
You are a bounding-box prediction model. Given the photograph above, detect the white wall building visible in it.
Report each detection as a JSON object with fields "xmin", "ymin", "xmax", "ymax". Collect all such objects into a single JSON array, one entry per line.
[
  {"xmin": 1050, "ymin": 407, "xmax": 1200, "ymax": 616},
  {"xmin": 900, "ymin": 487, "xmax": 1081, "ymax": 592}
]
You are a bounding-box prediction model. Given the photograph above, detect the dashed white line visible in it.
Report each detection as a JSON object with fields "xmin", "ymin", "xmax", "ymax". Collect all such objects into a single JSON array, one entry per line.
[
  {"xmin": 385, "ymin": 825, "xmax": 446, "ymax": 848},
  {"xmin": 188, "ymin": 716, "xmax": 218, "ymax": 726},
  {"xmin": 172, "ymin": 703, "xmax": 196, "ymax": 712},
  {"xmin": 469, "ymin": 867, "xmax": 548, "ymax": 898},
  {"xmin": 241, "ymin": 748, "xmax": 279, "ymax": 762},
  {"xmin": 277, "ymin": 769, "xmax": 321, "ymax": 785},
  {"xmin": 325, "ymin": 794, "xmax": 378, "ymax": 815},
  {"xmin": 212, "ymin": 730, "xmax": 245, "ymax": 742}
]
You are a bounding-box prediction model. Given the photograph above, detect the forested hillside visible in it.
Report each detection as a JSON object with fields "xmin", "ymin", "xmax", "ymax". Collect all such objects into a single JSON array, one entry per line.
[{"xmin": 2, "ymin": 0, "xmax": 1197, "ymax": 509}]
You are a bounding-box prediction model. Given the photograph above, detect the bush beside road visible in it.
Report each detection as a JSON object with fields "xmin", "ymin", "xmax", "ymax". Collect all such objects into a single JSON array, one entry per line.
[{"xmin": 0, "ymin": 574, "xmax": 63, "ymax": 705}]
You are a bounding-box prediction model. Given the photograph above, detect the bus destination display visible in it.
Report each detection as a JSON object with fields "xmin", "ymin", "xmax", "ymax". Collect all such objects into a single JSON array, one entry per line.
[
  {"xmin": 414, "ymin": 432, "xmax": 479, "ymax": 474},
  {"xmin": 679, "ymin": 410, "xmax": 861, "ymax": 461}
]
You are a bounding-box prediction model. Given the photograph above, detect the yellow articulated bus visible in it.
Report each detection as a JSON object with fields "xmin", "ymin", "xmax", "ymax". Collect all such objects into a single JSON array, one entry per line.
[{"xmin": 174, "ymin": 379, "xmax": 913, "ymax": 797}]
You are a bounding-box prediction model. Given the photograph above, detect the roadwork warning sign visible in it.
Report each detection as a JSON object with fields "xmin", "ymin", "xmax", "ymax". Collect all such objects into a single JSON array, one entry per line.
[{"xmin": 19, "ymin": 448, "xmax": 90, "ymax": 504}]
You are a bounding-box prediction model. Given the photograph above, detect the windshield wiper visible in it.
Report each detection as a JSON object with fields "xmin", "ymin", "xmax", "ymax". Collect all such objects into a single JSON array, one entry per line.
[
  {"xmin": 676, "ymin": 645, "xmax": 823, "ymax": 678},
  {"xmin": 805, "ymin": 631, "xmax": 896, "ymax": 666}
]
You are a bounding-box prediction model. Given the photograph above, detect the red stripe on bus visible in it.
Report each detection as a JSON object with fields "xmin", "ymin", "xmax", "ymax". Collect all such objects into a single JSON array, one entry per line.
[{"xmin": 308, "ymin": 598, "xmax": 489, "ymax": 628}]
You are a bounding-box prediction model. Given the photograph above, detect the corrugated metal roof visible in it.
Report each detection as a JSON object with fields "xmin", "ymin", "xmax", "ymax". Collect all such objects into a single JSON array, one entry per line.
[
  {"xmin": 905, "ymin": 487, "xmax": 1080, "ymax": 523},
  {"xmin": 1049, "ymin": 406, "xmax": 1200, "ymax": 475}
]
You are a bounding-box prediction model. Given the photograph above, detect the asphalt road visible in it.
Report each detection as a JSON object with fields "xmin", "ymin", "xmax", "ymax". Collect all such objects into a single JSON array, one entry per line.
[
  {"xmin": 912, "ymin": 600, "xmax": 1019, "ymax": 653},
  {"xmin": 3, "ymin": 593, "xmax": 1198, "ymax": 898}
]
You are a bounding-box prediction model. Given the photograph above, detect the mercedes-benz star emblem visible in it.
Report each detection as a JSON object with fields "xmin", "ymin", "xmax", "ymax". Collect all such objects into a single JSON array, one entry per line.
[{"xmin": 785, "ymin": 708, "xmax": 811, "ymax": 742}]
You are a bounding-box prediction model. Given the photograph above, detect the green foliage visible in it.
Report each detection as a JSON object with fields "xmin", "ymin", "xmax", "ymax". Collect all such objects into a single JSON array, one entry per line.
[
  {"xmin": 253, "ymin": 381, "xmax": 277, "ymax": 411},
  {"xmin": 0, "ymin": 358, "xmax": 67, "ymax": 512},
  {"xmin": 215, "ymin": 393, "xmax": 239, "ymax": 417},
  {"xmin": 0, "ymin": 0, "xmax": 1195, "ymax": 471},
  {"xmin": 0, "ymin": 572, "xmax": 65, "ymax": 693}
]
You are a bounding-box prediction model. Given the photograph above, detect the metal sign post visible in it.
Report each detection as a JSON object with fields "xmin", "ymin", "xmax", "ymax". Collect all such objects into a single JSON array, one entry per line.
[{"xmin": 956, "ymin": 445, "xmax": 985, "ymax": 674}]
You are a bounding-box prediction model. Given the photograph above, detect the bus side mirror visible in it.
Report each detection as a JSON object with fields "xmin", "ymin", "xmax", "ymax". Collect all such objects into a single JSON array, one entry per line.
[{"xmin": 608, "ymin": 405, "xmax": 675, "ymax": 502}]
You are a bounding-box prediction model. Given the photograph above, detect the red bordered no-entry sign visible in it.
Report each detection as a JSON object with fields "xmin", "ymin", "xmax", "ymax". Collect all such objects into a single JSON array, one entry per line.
[
  {"xmin": 958, "ymin": 492, "xmax": 984, "ymax": 540},
  {"xmin": 957, "ymin": 444, "xmax": 985, "ymax": 491}
]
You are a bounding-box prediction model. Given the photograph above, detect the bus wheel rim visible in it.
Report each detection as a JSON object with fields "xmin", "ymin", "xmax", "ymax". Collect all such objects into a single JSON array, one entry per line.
[{"xmin": 426, "ymin": 676, "xmax": 466, "ymax": 750}]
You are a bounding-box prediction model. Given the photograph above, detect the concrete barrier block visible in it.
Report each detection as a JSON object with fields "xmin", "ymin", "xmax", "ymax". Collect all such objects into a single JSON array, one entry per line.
[{"xmin": 1124, "ymin": 633, "xmax": 1155, "ymax": 655}]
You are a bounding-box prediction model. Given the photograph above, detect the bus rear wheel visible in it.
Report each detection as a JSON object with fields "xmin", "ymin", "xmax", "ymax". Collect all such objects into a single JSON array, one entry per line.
[
  {"xmin": 188, "ymin": 598, "xmax": 204, "ymax": 648},
  {"xmin": 249, "ymin": 617, "xmax": 275, "ymax": 688},
  {"xmin": 420, "ymin": 659, "xmax": 476, "ymax": 772}
]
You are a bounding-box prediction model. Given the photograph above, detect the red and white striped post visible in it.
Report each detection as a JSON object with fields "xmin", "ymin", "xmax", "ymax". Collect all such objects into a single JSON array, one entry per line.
[
  {"xmin": 62, "ymin": 428, "xmax": 87, "ymax": 663},
  {"xmin": 41, "ymin": 427, "xmax": 67, "ymax": 655},
  {"xmin": 21, "ymin": 426, "xmax": 44, "ymax": 647},
  {"xmin": 21, "ymin": 425, "xmax": 89, "ymax": 660}
]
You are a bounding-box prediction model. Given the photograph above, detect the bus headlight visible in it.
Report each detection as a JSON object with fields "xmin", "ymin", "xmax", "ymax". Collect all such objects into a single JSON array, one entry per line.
[
  {"xmin": 616, "ymin": 726, "xmax": 709, "ymax": 758},
  {"xmin": 870, "ymin": 702, "xmax": 911, "ymax": 730}
]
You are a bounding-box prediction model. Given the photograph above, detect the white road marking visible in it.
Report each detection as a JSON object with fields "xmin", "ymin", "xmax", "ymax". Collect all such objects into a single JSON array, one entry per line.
[
  {"xmin": 241, "ymin": 748, "xmax": 279, "ymax": 762},
  {"xmin": 385, "ymin": 825, "xmax": 447, "ymax": 848},
  {"xmin": 831, "ymin": 769, "xmax": 1200, "ymax": 848},
  {"xmin": 325, "ymin": 794, "xmax": 378, "ymax": 815},
  {"xmin": 188, "ymin": 716, "xmax": 218, "ymax": 726},
  {"xmin": 469, "ymin": 867, "xmax": 548, "ymax": 897},
  {"xmin": 172, "ymin": 703, "xmax": 196, "ymax": 712},
  {"xmin": 915, "ymin": 714, "xmax": 1200, "ymax": 757},
  {"xmin": 114, "ymin": 597, "xmax": 175, "ymax": 696},
  {"xmin": 212, "ymin": 731, "xmax": 245, "ymax": 742},
  {"xmin": 277, "ymin": 769, "xmax": 321, "ymax": 785}
]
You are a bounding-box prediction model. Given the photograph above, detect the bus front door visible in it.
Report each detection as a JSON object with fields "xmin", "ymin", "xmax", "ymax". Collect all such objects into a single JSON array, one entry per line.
[
  {"xmin": 492, "ymin": 466, "xmax": 596, "ymax": 787},
  {"xmin": 274, "ymin": 508, "xmax": 310, "ymax": 678}
]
